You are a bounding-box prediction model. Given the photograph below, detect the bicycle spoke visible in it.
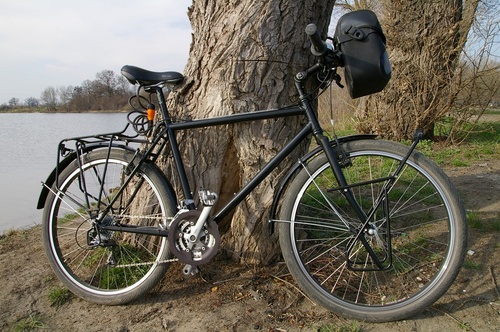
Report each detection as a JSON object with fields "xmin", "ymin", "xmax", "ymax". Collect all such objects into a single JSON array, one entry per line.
[
  {"xmin": 44, "ymin": 150, "xmax": 175, "ymax": 303},
  {"xmin": 279, "ymin": 140, "xmax": 466, "ymax": 321}
]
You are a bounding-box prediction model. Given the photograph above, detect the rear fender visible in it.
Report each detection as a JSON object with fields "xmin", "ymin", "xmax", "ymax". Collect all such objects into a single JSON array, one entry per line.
[
  {"xmin": 37, "ymin": 144, "xmax": 136, "ymax": 209},
  {"xmin": 268, "ymin": 134, "xmax": 377, "ymax": 234}
]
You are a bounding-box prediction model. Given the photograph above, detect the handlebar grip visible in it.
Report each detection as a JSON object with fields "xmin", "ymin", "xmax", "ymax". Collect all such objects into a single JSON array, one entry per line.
[{"xmin": 305, "ymin": 23, "xmax": 327, "ymax": 56}]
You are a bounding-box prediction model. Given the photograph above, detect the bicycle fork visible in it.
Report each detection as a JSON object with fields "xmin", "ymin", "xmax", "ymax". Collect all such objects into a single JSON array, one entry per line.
[
  {"xmin": 316, "ymin": 133, "xmax": 393, "ymax": 271},
  {"xmin": 299, "ymin": 78, "xmax": 424, "ymax": 270},
  {"xmin": 321, "ymin": 129, "xmax": 424, "ymax": 271}
]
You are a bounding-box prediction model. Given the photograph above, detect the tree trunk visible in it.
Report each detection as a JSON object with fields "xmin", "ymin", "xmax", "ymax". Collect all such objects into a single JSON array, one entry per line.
[
  {"xmin": 163, "ymin": 0, "xmax": 334, "ymax": 264},
  {"xmin": 355, "ymin": 0, "xmax": 478, "ymax": 141}
]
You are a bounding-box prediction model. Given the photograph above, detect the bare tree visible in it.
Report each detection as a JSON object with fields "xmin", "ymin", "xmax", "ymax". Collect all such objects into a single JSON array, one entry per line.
[
  {"xmin": 351, "ymin": 0, "xmax": 480, "ymax": 140},
  {"xmin": 95, "ymin": 70, "xmax": 118, "ymax": 97},
  {"xmin": 25, "ymin": 97, "xmax": 39, "ymax": 108},
  {"xmin": 440, "ymin": 0, "xmax": 500, "ymax": 143},
  {"xmin": 40, "ymin": 86, "xmax": 58, "ymax": 112},
  {"xmin": 162, "ymin": 1, "xmax": 335, "ymax": 264},
  {"xmin": 8, "ymin": 97, "xmax": 19, "ymax": 108},
  {"xmin": 58, "ymin": 86, "xmax": 73, "ymax": 110}
]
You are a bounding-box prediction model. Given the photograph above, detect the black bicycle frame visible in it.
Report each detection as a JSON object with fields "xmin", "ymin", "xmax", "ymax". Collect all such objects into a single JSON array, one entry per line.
[
  {"xmin": 45, "ymin": 63, "xmax": 368, "ymax": 233},
  {"xmin": 45, "ymin": 65, "xmax": 411, "ymax": 270},
  {"xmin": 170, "ymin": 106, "xmax": 311, "ymax": 222},
  {"xmin": 146, "ymin": 67, "xmax": 369, "ymax": 226},
  {"xmin": 145, "ymin": 72, "xmax": 400, "ymax": 270}
]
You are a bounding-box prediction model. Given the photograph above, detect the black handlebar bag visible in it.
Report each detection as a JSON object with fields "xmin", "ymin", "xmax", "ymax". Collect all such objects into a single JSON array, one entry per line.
[{"xmin": 334, "ymin": 10, "xmax": 391, "ymax": 99}]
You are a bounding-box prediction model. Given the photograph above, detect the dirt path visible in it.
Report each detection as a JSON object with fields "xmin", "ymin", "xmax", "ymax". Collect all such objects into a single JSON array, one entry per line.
[{"xmin": 1, "ymin": 160, "xmax": 499, "ymax": 332}]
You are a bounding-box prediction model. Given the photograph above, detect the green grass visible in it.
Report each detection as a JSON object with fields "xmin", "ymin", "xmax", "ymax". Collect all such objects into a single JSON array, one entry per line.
[
  {"xmin": 465, "ymin": 121, "xmax": 500, "ymax": 143},
  {"xmin": 463, "ymin": 259, "xmax": 482, "ymax": 270},
  {"xmin": 58, "ymin": 206, "xmax": 91, "ymax": 224},
  {"xmin": 82, "ymin": 244, "xmax": 151, "ymax": 289},
  {"xmin": 467, "ymin": 210, "xmax": 483, "ymax": 230},
  {"xmin": 492, "ymin": 218, "xmax": 500, "ymax": 231},
  {"xmin": 48, "ymin": 286, "xmax": 72, "ymax": 307},
  {"xmin": 322, "ymin": 120, "xmax": 499, "ymax": 170},
  {"xmin": 12, "ymin": 314, "xmax": 46, "ymax": 332},
  {"xmin": 424, "ymin": 121, "xmax": 500, "ymax": 167},
  {"xmin": 483, "ymin": 108, "xmax": 500, "ymax": 115},
  {"xmin": 467, "ymin": 210, "xmax": 500, "ymax": 232},
  {"xmin": 59, "ymin": 212, "xmax": 81, "ymax": 224},
  {"xmin": 318, "ymin": 321, "xmax": 362, "ymax": 332}
]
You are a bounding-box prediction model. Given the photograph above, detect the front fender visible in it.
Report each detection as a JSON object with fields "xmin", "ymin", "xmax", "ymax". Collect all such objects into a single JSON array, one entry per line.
[
  {"xmin": 268, "ymin": 134, "xmax": 377, "ymax": 234},
  {"xmin": 37, "ymin": 144, "xmax": 136, "ymax": 210}
]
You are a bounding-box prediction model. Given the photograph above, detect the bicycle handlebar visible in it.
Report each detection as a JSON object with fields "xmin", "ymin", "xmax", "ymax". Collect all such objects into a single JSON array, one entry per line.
[{"xmin": 305, "ymin": 23, "xmax": 328, "ymax": 56}]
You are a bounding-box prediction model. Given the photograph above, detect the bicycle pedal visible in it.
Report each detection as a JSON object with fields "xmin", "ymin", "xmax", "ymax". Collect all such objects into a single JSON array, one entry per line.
[{"xmin": 182, "ymin": 264, "xmax": 200, "ymax": 276}]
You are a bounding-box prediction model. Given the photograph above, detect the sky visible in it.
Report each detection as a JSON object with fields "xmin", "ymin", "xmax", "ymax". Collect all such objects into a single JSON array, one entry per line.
[
  {"xmin": 1, "ymin": 2, "xmax": 497, "ymax": 106},
  {"xmin": 0, "ymin": 0, "xmax": 193, "ymax": 105}
]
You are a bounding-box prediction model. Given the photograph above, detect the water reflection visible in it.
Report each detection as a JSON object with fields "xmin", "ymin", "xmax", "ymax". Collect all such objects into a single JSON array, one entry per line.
[{"xmin": 0, "ymin": 112, "xmax": 130, "ymax": 233}]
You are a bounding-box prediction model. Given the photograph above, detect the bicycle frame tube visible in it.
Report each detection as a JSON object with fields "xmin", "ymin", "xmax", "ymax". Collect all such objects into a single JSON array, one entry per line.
[
  {"xmin": 67, "ymin": 75, "xmax": 373, "ymax": 244},
  {"xmin": 151, "ymin": 78, "xmax": 370, "ymax": 227},
  {"xmin": 155, "ymin": 87, "xmax": 306, "ymax": 209},
  {"xmin": 157, "ymin": 97, "xmax": 310, "ymax": 219},
  {"xmin": 169, "ymin": 106, "xmax": 305, "ymax": 130},
  {"xmin": 157, "ymin": 73, "xmax": 383, "ymax": 266},
  {"xmin": 213, "ymin": 124, "xmax": 312, "ymax": 222}
]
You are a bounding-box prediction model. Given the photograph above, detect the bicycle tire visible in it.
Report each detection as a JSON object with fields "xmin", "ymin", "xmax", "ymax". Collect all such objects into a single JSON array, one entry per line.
[
  {"xmin": 42, "ymin": 148, "xmax": 177, "ymax": 305},
  {"xmin": 278, "ymin": 139, "xmax": 467, "ymax": 322}
]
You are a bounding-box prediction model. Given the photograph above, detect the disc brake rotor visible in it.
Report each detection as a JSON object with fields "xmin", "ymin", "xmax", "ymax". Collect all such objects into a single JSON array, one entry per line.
[{"xmin": 168, "ymin": 210, "xmax": 220, "ymax": 266}]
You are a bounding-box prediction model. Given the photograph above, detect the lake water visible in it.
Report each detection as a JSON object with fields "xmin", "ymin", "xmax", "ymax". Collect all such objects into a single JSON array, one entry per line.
[{"xmin": 0, "ymin": 112, "xmax": 132, "ymax": 234}]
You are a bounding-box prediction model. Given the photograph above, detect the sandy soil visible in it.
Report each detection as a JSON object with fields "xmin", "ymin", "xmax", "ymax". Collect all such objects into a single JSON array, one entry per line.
[{"xmin": 1, "ymin": 159, "xmax": 499, "ymax": 332}]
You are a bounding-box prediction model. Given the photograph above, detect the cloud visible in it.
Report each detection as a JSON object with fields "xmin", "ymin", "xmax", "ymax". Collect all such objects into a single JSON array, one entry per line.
[{"xmin": 0, "ymin": 0, "xmax": 192, "ymax": 104}]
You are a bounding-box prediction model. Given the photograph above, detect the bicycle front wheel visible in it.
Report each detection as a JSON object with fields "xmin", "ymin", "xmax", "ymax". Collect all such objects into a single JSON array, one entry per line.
[
  {"xmin": 42, "ymin": 148, "xmax": 177, "ymax": 305},
  {"xmin": 279, "ymin": 139, "xmax": 467, "ymax": 322}
]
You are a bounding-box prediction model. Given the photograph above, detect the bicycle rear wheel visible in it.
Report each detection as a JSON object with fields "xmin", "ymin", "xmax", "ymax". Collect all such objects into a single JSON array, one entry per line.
[
  {"xmin": 42, "ymin": 148, "xmax": 177, "ymax": 305},
  {"xmin": 279, "ymin": 139, "xmax": 467, "ymax": 322}
]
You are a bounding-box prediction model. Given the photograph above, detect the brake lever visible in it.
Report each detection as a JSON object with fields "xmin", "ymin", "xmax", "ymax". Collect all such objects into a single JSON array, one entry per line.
[{"xmin": 334, "ymin": 72, "xmax": 344, "ymax": 89}]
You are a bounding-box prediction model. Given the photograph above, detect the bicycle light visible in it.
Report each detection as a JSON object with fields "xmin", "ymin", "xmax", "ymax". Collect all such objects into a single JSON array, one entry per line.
[{"xmin": 147, "ymin": 103, "xmax": 155, "ymax": 121}]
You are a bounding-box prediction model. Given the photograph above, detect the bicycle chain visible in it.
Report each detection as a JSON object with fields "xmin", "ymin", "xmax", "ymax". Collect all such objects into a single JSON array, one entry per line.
[
  {"xmin": 110, "ymin": 213, "xmax": 170, "ymax": 221},
  {"xmin": 115, "ymin": 258, "xmax": 178, "ymax": 268},
  {"xmin": 105, "ymin": 213, "xmax": 177, "ymax": 268}
]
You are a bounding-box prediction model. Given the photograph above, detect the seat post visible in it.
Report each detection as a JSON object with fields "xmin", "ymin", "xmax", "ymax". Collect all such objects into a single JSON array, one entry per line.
[
  {"xmin": 153, "ymin": 85, "xmax": 196, "ymax": 210},
  {"xmin": 153, "ymin": 86, "xmax": 172, "ymax": 125}
]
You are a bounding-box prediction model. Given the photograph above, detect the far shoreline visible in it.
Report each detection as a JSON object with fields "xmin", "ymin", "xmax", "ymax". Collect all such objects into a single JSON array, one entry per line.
[{"xmin": 0, "ymin": 109, "xmax": 128, "ymax": 114}]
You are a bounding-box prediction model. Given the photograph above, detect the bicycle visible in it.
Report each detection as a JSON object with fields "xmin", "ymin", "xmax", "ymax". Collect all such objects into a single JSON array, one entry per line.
[{"xmin": 38, "ymin": 22, "xmax": 467, "ymax": 322}]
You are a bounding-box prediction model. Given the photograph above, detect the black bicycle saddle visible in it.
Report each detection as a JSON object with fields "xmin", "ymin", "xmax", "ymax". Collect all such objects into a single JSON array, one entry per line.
[{"xmin": 121, "ymin": 65, "xmax": 184, "ymax": 86}]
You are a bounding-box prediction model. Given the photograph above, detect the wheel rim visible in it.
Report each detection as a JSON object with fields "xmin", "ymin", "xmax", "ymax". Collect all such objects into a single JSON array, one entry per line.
[
  {"xmin": 47, "ymin": 157, "xmax": 169, "ymax": 296},
  {"xmin": 289, "ymin": 149, "xmax": 456, "ymax": 309}
]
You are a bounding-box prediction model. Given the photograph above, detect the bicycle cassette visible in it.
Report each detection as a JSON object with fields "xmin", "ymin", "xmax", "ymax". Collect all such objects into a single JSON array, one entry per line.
[{"xmin": 168, "ymin": 210, "xmax": 220, "ymax": 266}]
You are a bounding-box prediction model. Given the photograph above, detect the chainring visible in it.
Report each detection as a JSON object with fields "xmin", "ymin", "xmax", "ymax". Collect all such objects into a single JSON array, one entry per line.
[{"xmin": 168, "ymin": 210, "xmax": 220, "ymax": 266}]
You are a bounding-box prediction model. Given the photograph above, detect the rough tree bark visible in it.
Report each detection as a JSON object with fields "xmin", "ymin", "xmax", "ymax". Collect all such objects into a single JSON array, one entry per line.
[
  {"xmin": 163, "ymin": 0, "xmax": 334, "ymax": 264},
  {"xmin": 355, "ymin": 0, "xmax": 478, "ymax": 140}
]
